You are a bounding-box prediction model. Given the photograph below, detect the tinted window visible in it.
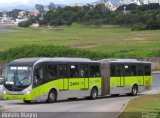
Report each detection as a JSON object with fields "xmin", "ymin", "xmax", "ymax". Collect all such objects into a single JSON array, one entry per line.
[
  {"xmin": 144, "ymin": 64, "xmax": 151, "ymax": 76},
  {"xmin": 137, "ymin": 65, "xmax": 143, "ymax": 76},
  {"xmin": 33, "ymin": 65, "xmax": 45, "ymax": 86},
  {"xmin": 90, "ymin": 65, "xmax": 100, "ymax": 77},
  {"xmin": 46, "ymin": 65, "xmax": 57, "ymax": 80},
  {"xmin": 70, "ymin": 65, "xmax": 79, "ymax": 78},
  {"xmin": 110, "ymin": 64, "xmax": 121, "ymax": 77},
  {"xmin": 0, "ymin": 79, "xmax": 3, "ymax": 85},
  {"xmin": 124, "ymin": 65, "xmax": 137, "ymax": 76},
  {"xmin": 59, "ymin": 65, "xmax": 68, "ymax": 78},
  {"xmin": 79, "ymin": 65, "xmax": 88, "ymax": 78}
]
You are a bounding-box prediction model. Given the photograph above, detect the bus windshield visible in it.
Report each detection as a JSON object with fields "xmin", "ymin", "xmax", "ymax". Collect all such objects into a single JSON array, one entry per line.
[
  {"xmin": 4, "ymin": 66, "xmax": 32, "ymax": 90},
  {"xmin": 0, "ymin": 78, "xmax": 3, "ymax": 85}
]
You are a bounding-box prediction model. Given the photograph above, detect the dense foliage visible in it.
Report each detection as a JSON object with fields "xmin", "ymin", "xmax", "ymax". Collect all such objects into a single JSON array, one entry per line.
[
  {"xmin": 18, "ymin": 20, "xmax": 32, "ymax": 27},
  {"xmin": 38, "ymin": 3, "xmax": 160, "ymax": 30},
  {"xmin": 0, "ymin": 45, "xmax": 158, "ymax": 63},
  {"xmin": 7, "ymin": 9, "xmax": 22, "ymax": 19},
  {"xmin": 0, "ymin": 45, "xmax": 109, "ymax": 62}
]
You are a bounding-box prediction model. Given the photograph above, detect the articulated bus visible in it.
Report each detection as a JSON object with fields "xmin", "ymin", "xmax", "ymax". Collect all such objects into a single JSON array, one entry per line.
[{"xmin": 3, "ymin": 58, "xmax": 152, "ymax": 103}]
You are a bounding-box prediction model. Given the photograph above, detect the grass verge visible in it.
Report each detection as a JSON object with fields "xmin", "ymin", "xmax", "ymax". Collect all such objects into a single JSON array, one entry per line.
[{"xmin": 119, "ymin": 94, "xmax": 160, "ymax": 118}]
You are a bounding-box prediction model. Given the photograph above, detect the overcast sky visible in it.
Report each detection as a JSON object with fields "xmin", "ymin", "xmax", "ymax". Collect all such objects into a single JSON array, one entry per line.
[{"xmin": 0, "ymin": 0, "xmax": 98, "ymax": 6}]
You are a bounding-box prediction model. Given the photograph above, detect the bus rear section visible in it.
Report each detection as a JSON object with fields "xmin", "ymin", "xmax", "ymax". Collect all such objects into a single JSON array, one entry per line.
[{"xmin": 100, "ymin": 59, "xmax": 152, "ymax": 96}]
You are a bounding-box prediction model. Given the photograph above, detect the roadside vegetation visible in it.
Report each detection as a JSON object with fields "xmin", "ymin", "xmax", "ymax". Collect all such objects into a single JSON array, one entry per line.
[
  {"xmin": 119, "ymin": 94, "xmax": 160, "ymax": 118},
  {"xmin": 0, "ymin": 24, "xmax": 160, "ymax": 64},
  {"xmin": 0, "ymin": 45, "xmax": 109, "ymax": 64}
]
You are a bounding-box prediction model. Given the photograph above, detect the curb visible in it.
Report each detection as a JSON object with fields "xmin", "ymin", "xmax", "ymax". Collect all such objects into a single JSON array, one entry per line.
[{"xmin": 115, "ymin": 96, "xmax": 140, "ymax": 118}]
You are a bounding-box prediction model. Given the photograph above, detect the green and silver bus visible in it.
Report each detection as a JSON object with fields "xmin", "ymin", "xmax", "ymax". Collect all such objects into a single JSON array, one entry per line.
[{"xmin": 3, "ymin": 58, "xmax": 152, "ymax": 103}]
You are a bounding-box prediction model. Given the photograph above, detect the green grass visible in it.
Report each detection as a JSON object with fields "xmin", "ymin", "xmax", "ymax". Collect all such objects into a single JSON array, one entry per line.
[
  {"xmin": 1, "ymin": 24, "xmax": 160, "ymax": 57},
  {"xmin": 119, "ymin": 94, "xmax": 160, "ymax": 118}
]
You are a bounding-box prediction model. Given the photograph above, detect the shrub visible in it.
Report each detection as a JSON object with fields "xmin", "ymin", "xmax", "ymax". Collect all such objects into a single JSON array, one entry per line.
[
  {"xmin": 131, "ymin": 23, "xmax": 146, "ymax": 31},
  {"xmin": 0, "ymin": 45, "xmax": 110, "ymax": 62},
  {"xmin": 18, "ymin": 20, "xmax": 32, "ymax": 27}
]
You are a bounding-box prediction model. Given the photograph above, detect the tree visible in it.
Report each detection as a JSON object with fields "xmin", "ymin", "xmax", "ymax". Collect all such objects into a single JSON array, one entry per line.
[
  {"xmin": 7, "ymin": 9, "xmax": 21, "ymax": 19},
  {"xmin": 126, "ymin": 3, "xmax": 139, "ymax": 11},
  {"xmin": 35, "ymin": 4, "xmax": 44, "ymax": 13},
  {"xmin": 146, "ymin": 18, "xmax": 159, "ymax": 29},
  {"xmin": 131, "ymin": 23, "xmax": 146, "ymax": 31},
  {"xmin": 48, "ymin": 2, "xmax": 56, "ymax": 11},
  {"xmin": 115, "ymin": 13, "xmax": 136, "ymax": 25}
]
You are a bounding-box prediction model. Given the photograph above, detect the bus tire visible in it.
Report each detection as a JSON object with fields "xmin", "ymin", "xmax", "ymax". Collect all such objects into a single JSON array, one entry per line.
[
  {"xmin": 23, "ymin": 100, "xmax": 31, "ymax": 104},
  {"xmin": 131, "ymin": 85, "xmax": 138, "ymax": 96},
  {"xmin": 90, "ymin": 87, "xmax": 98, "ymax": 100},
  {"xmin": 47, "ymin": 89, "xmax": 57, "ymax": 103}
]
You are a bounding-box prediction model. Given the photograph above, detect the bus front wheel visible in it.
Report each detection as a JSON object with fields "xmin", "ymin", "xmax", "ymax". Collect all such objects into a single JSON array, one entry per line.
[
  {"xmin": 90, "ymin": 87, "xmax": 98, "ymax": 100},
  {"xmin": 47, "ymin": 89, "xmax": 57, "ymax": 103}
]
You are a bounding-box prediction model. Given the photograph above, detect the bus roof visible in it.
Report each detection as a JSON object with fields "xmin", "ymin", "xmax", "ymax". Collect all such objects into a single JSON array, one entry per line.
[
  {"xmin": 7, "ymin": 57, "xmax": 98, "ymax": 66},
  {"xmin": 100, "ymin": 59, "xmax": 151, "ymax": 64},
  {"xmin": 7, "ymin": 58, "xmax": 151, "ymax": 66}
]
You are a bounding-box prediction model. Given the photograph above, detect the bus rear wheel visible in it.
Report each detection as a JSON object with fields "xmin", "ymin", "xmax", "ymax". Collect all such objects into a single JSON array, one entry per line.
[
  {"xmin": 127, "ymin": 85, "xmax": 138, "ymax": 96},
  {"xmin": 90, "ymin": 87, "xmax": 98, "ymax": 100},
  {"xmin": 47, "ymin": 89, "xmax": 57, "ymax": 103}
]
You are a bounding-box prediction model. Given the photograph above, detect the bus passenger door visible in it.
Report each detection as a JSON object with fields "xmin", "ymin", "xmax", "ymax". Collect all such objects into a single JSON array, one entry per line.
[
  {"xmin": 80, "ymin": 65, "xmax": 89, "ymax": 89},
  {"xmin": 116, "ymin": 65, "xmax": 124, "ymax": 87},
  {"xmin": 58, "ymin": 65, "xmax": 69, "ymax": 90}
]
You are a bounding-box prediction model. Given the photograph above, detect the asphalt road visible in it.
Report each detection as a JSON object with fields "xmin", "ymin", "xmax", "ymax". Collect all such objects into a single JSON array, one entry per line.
[
  {"xmin": 0, "ymin": 23, "xmax": 18, "ymax": 33},
  {"xmin": 0, "ymin": 73, "xmax": 160, "ymax": 118}
]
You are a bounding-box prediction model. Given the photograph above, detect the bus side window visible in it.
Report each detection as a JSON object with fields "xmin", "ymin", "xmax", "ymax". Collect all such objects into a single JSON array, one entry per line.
[
  {"xmin": 124, "ymin": 65, "xmax": 136, "ymax": 76},
  {"xmin": 90, "ymin": 65, "xmax": 100, "ymax": 77},
  {"xmin": 58, "ymin": 65, "xmax": 68, "ymax": 78},
  {"xmin": 110, "ymin": 65, "xmax": 116, "ymax": 77},
  {"xmin": 34, "ymin": 67, "xmax": 43, "ymax": 79},
  {"xmin": 70, "ymin": 65, "xmax": 79, "ymax": 78},
  {"xmin": 46, "ymin": 65, "xmax": 57, "ymax": 80},
  {"xmin": 137, "ymin": 64, "xmax": 143, "ymax": 76},
  {"xmin": 130, "ymin": 65, "xmax": 136, "ymax": 76},
  {"xmin": 79, "ymin": 65, "xmax": 88, "ymax": 78},
  {"xmin": 144, "ymin": 64, "xmax": 151, "ymax": 76},
  {"xmin": 116, "ymin": 65, "xmax": 121, "ymax": 76}
]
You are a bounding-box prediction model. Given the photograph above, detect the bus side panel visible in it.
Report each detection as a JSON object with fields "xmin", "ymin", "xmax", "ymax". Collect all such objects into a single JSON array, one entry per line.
[
  {"xmin": 31, "ymin": 80, "xmax": 59, "ymax": 101},
  {"xmin": 59, "ymin": 79, "xmax": 64, "ymax": 90},
  {"xmin": 124, "ymin": 76, "xmax": 138, "ymax": 86},
  {"xmin": 110, "ymin": 77, "xmax": 120, "ymax": 87},
  {"xmin": 88, "ymin": 78, "xmax": 101, "ymax": 89},
  {"xmin": 68, "ymin": 78, "xmax": 81, "ymax": 90},
  {"xmin": 144, "ymin": 76, "xmax": 152, "ymax": 89}
]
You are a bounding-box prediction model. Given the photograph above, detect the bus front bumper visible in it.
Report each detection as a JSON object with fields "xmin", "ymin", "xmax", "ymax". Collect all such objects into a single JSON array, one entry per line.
[{"xmin": 3, "ymin": 92, "xmax": 32, "ymax": 101}]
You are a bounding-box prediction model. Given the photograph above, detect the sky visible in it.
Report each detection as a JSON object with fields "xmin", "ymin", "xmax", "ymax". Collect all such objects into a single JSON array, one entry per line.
[{"xmin": 0, "ymin": 0, "xmax": 99, "ymax": 6}]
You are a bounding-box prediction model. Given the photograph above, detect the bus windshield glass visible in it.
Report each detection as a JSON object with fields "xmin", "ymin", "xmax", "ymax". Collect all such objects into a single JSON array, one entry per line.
[
  {"xmin": 0, "ymin": 78, "xmax": 3, "ymax": 85},
  {"xmin": 4, "ymin": 66, "xmax": 32, "ymax": 87}
]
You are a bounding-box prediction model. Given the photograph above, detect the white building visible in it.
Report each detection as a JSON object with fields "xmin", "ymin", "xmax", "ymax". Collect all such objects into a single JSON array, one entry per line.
[{"xmin": 121, "ymin": 0, "xmax": 160, "ymax": 5}]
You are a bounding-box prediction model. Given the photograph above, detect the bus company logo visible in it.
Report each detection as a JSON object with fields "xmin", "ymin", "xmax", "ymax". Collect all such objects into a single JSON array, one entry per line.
[{"xmin": 70, "ymin": 82, "xmax": 79, "ymax": 86}]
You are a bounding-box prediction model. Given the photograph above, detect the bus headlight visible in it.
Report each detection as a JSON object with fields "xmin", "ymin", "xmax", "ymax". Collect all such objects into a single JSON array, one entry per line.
[
  {"xmin": 26, "ymin": 91, "xmax": 31, "ymax": 94},
  {"xmin": 3, "ymin": 91, "xmax": 6, "ymax": 94}
]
